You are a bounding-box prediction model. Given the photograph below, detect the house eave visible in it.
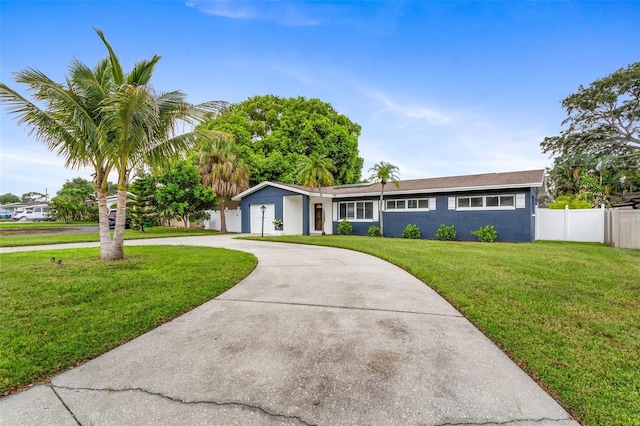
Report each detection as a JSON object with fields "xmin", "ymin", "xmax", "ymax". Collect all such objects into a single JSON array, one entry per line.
[{"xmin": 332, "ymin": 182, "xmax": 543, "ymax": 199}]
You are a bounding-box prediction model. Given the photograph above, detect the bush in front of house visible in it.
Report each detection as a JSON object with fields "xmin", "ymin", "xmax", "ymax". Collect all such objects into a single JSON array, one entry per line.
[
  {"xmin": 471, "ymin": 225, "xmax": 498, "ymax": 242},
  {"xmin": 368, "ymin": 225, "xmax": 381, "ymax": 237},
  {"xmin": 435, "ymin": 224, "xmax": 457, "ymax": 241},
  {"xmin": 337, "ymin": 219, "xmax": 353, "ymax": 235},
  {"xmin": 401, "ymin": 224, "xmax": 421, "ymax": 239}
]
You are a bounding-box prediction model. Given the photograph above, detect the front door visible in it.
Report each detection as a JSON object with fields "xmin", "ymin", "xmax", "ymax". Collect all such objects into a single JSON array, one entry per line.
[{"xmin": 314, "ymin": 203, "xmax": 323, "ymax": 231}]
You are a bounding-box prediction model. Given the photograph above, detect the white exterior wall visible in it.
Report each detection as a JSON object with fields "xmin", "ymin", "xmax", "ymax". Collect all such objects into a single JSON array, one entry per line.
[
  {"xmin": 309, "ymin": 195, "xmax": 333, "ymax": 234},
  {"xmin": 250, "ymin": 203, "xmax": 276, "ymax": 235},
  {"xmin": 284, "ymin": 195, "xmax": 303, "ymax": 235},
  {"xmin": 204, "ymin": 209, "xmax": 242, "ymax": 233}
]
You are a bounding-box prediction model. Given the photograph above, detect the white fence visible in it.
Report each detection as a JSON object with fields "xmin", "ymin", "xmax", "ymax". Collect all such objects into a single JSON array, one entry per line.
[
  {"xmin": 605, "ymin": 209, "xmax": 640, "ymax": 249},
  {"xmin": 535, "ymin": 205, "xmax": 605, "ymax": 243},
  {"xmin": 536, "ymin": 206, "xmax": 640, "ymax": 249},
  {"xmin": 203, "ymin": 208, "xmax": 241, "ymax": 233}
]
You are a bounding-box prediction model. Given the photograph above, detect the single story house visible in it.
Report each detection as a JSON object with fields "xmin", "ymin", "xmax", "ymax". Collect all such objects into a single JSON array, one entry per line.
[{"xmin": 232, "ymin": 169, "xmax": 545, "ymax": 242}]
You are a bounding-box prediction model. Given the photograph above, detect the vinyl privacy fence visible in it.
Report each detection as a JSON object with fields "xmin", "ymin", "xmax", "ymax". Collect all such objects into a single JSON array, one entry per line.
[
  {"xmin": 605, "ymin": 209, "xmax": 640, "ymax": 249},
  {"xmin": 535, "ymin": 205, "xmax": 640, "ymax": 249}
]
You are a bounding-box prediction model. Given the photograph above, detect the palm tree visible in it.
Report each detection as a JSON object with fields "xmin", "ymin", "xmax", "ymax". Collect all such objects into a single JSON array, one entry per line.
[
  {"xmin": 369, "ymin": 161, "xmax": 400, "ymax": 236},
  {"xmin": 296, "ymin": 153, "xmax": 335, "ymax": 235},
  {"xmin": 1, "ymin": 28, "xmax": 224, "ymax": 260},
  {"xmin": 0, "ymin": 55, "xmax": 116, "ymax": 254},
  {"xmin": 198, "ymin": 138, "xmax": 250, "ymax": 233}
]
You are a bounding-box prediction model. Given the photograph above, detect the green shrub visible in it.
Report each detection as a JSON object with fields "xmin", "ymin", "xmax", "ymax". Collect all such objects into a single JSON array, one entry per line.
[
  {"xmin": 368, "ymin": 225, "xmax": 381, "ymax": 237},
  {"xmin": 337, "ymin": 219, "xmax": 353, "ymax": 235},
  {"xmin": 549, "ymin": 195, "xmax": 592, "ymax": 209},
  {"xmin": 471, "ymin": 225, "xmax": 498, "ymax": 242},
  {"xmin": 435, "ymin": 224, "xmax": 457, "ymax": 241},
  {"xmin": 401, "ymin": 224, "xmax": 421, "ymax": 239}
]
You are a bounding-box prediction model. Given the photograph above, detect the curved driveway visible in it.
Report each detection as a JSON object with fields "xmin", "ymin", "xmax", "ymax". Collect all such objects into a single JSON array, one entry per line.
[{"xmin": 0, "ymin": 235, "xmax": 578, "ymax": 425}]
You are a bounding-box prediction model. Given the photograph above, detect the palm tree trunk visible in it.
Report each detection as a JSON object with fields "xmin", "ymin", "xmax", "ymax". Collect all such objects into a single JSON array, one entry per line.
[
  {"xmin": 379, "ymin": 183, "xmax": 385, "ymax": 236},
  {"xmin": 97, "ymin": 186, "xmax": 113, "ymax": 260},
  {"xmin": 219, "ymin": 200, "xmax": 227, "ymax": 233},
  {"xmin": 106, "ymin": 189, "xmax": 127, "ymax": 260}
]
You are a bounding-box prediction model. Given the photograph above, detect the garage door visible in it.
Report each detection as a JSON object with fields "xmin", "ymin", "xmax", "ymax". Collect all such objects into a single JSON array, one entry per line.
[{"xmin": 250, "ymin": 203, "xmax": 275, "ymax": 234}]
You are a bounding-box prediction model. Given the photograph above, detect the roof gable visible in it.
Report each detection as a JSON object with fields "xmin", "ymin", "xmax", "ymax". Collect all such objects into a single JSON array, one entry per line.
[{"xmin": 232, "ymin": 181, "xmax": 321, "ymax": 200}]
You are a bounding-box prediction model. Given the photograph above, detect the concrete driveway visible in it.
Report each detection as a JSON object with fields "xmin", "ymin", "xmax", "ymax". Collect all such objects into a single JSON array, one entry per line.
[{"xmin": 0, "ymin": 236, "xmax": 578, "ymax": 425}]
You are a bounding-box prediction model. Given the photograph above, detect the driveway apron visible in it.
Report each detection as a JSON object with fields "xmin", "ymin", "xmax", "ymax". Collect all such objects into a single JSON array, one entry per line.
[{"xmin": 0, "ymin": 236, "xmax": 578, "ymax": 425}]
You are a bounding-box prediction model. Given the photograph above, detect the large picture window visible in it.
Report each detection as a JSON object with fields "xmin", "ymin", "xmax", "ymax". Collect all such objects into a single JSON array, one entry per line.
[
  {"xmin": 338, "ymin": 201, "xmax": 374, "ymax": 220},
  {"xmin": 457, "ymin": 195, "xmax": 515, "ymax": 210}
]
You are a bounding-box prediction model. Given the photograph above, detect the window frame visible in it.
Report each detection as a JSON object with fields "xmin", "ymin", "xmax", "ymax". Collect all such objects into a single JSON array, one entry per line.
[
  {"xmin": 337, "ymin": 200, "xmax": 374, "ymax": 221},
  {"xmin": 385, "ymin": 198, "xmax": 431, "ymax": 212},
  {"xmin": 456, "ymin": 194, "xmax": 516, "ymax": 211}
]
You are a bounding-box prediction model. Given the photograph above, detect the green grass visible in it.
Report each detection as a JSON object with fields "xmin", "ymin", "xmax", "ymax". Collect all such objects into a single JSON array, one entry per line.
[
  {"xmin": 0, "ymin": 221, "xmax": 97, "ymax": 227},
  {"xmin": 0, "ymin": 246, "xmax": 257, "ymax": 395},
  {"xmin": 0, "ymin": 226, "xmax": 222, "ymax": 247},
  {"xmin": 248, "ymin": 236, "xmax": 640, "ymax": 426}
]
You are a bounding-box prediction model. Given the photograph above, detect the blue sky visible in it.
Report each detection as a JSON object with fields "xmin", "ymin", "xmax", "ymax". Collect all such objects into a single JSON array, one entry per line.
[{"xmin": 1, "ymin": 1, "xmax": 639, "ymax": 198}]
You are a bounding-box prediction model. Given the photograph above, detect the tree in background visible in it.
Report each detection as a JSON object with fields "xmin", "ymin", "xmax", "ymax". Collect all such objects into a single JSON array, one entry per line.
[
  {"xmin": 546, "ymin": 152, "xmax": 640, "ymax": 206},
  {"xmin": 128, "ymin": 173, "xmax": 158, "ymax": 232},
  {"xmin": 154, "ymin": 161, "xmax": 217, "ymax": 231},
  {"xmin": 296, "ymin": 152, "xmax": 335, "ymax": 235},
  {"xmin": 369, "ymin": 161, "xmax": 400, "ymax": 236},
  {"xmin": 198, "ymin": 139, "xmax": 250, "ymax": 233},
  {"xmin": 200, "ymin": 95, "xmax": 363, "ymax": 186},
  {"xmin": 21, "ymin": 192, "xmax": 47, "ymax": 203},
  {"xmin": 50, "ymin": 194, "xmax": 85, "ymax": 223},
  {"xmin": 0, "ymin": 193, "xmax": 20, "ymax": 205},
  {"xmin": 541, "ymin": 62, "xmax": 640, "ymax": 162}
]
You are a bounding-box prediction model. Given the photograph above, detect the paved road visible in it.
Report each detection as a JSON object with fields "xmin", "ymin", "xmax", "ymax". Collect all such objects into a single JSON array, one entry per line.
[{"xmin": 0, "ymin": 236, "xmax": 579, "ymax": 425}]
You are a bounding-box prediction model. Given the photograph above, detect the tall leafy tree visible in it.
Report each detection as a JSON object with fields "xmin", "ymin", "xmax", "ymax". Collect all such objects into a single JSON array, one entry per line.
[
  {"xmin": 201, "ymin": 95, "xmax": 363, "ymax": 186},
  {"xmin": 0, "ymin": 193, "xmax": 20, "ymax": 205},
  {"xmin": 198, "ymin": 139, "xmax": 250, "ymax": 233},
  {"xmin": 296, "ymin": 152, "xmax": 335, "ymax": 235},
  {"xmin": 369, "ymin": 161, "xmax": 400, "ymax": 236},
  {"xmin": 154, "ymin": 161, "xmax": 217, "ymax": 232},
  {"xmin": 541, "ymin": 62, "xmax": 640, "ymax": 162}
]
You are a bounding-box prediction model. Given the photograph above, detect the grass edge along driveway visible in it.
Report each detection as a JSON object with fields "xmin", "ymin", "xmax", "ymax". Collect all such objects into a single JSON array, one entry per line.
[
  {"xmin": 247, "ymin": 236, "xmax": 640, "ymax": 426},
  {"xmin": 0, "ymin": 245, "xmax": 257, "ymax": 396}
]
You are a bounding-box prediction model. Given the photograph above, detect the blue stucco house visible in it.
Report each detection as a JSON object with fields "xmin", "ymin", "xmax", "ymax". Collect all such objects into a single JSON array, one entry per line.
[{"xmin": 232, "ymin": 169, "xmax": 545, "ymax": 242}]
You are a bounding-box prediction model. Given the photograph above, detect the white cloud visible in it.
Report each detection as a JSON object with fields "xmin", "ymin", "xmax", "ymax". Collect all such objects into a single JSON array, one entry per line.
[
  {"xmin": 0, "ymin": 146, "xmax": 100, "ymax": 197},
  {"xmin": 185, "ymin": 1, "xmax": 323, "ymax": 27},
  {"xmin": 360, "ymin": 88, "xmax": 453, "ymax": 126}
]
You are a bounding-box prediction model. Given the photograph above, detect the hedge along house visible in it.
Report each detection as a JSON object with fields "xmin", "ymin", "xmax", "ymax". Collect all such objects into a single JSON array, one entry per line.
[{"xmin": 232, "ymin": 169, "xmax": 545, "ymax": 242}]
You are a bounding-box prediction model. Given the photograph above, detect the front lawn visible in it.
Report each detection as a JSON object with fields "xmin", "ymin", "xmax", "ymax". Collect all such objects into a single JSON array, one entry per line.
[
  {"xmin": 0, "ymin": 225, "xmax": 222, "ymax": 247},
  {"xmin": 0, "ymin": 246, "xmax": 257, "ymax": 395},
  {"xmin": 250, "ymin": 236, "xmax": 639, "ymax": 426}
]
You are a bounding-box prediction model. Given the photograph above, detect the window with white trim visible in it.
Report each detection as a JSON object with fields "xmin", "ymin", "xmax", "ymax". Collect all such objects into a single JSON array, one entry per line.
[
  {"xmin": 386, "ymin": 198, "xmax": 431, "ymax": 210},
  {"xmin": 457, "ymin": 194, "xmax": 516, "ymax": 210},
  {"xmin": 338, "ymin": 201, "xmax": 374, "ymax": 220}
]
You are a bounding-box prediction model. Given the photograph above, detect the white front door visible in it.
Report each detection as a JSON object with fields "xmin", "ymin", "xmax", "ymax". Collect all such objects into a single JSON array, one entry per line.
[{"xmin": 250, "ymin": 203, "xmax": 275, "ymax": 234}]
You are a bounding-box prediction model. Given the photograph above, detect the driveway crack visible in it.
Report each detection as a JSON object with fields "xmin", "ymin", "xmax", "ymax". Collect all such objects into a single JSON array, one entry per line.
[
  {"xmin": 49, "ymin": 384, "xmax": 81, "ymax": 425},
  {"xmin": 216, "ymin": 298, "xmax": 463, "ymax": 318},
  {"xmin": 53, "ymin": 384, "xmax": 316, "ymax": 426},
  {"xmin": 433, "ymin": 417, "xmax": 577, "ymax": 426}
]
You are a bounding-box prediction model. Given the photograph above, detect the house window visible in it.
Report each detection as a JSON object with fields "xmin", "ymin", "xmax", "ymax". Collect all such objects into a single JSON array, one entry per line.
[
  {"xmin": 338, "ymin": 201, "xmax": 374, "ymax": 220},
  {"xmin": 386, "ymin": 198, "xmax": 431, "ymax": 211},
  {"xmin": 457, "ymin": 194, "xmax": 516, "ymax": 210}
]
